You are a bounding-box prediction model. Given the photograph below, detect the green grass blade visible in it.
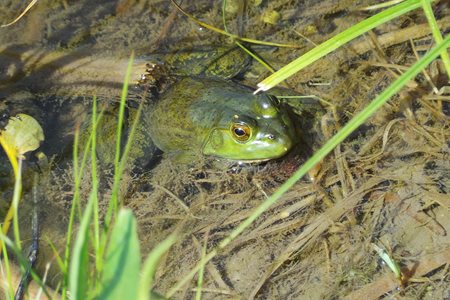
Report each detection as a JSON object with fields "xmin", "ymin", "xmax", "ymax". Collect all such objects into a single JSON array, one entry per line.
[
  {"xmin": 69, "ymin": 192, "xmax": 95, "ymax": 300},
  {"xmin": 110, "ymin": 51, "xmax": 135, "ymax": 215},
  {"xmin": 116, "ymin": 98, "xmax": 144, "ymax": 189},
  {"xmin": 138, "ymin": 235, "xmax": 176, "ymax": 300},
  {"xmin": 99, "ymin": 53, "xmax": 140, "ymax": 279},
  {"xmin": 115, "ymin": 52, "xmax": 134, "ymax": 168},
  {"xmin": 195, "ymin": 236, "xmax": 207, "ymax": 300},
  {"xmin": 420, "ymin": 0, "xmax": 450, "ymax": 78},
  {"xmin": 46, "ymin": 237, "xmax": 65, "ymax": 273},
  {"xmin": 90, "ymin": 98, "xmax": 101, "ymax": 274},
  {"xmin": 98, "ymin": 209, "xmax": 140, "ymax": 300},
  {"xmin": 101, "ymin": 52, "xmax": 135, "ymax": 247},
  {"xmin": 11, "ymin": 158, "xmax": 22, "ymax": 252},
  {"xmin": 256, "ymin": 0, "xmax": 423, "ymax": 92},
  {"xmin": 69, "ymin": 103, "xmax": 100, "ymax": 300},
  {"xmin": 62, "ymin": 107, "xmax": 104, "ymax": 299},
  {"xmin": 0, "ymin": 237, "xmax": 14, "ymax": 300}
]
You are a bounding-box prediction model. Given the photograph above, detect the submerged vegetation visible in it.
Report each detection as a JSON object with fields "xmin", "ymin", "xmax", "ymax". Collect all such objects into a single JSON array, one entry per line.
[{"xmin": 1, "ymin": 0, "xmax": 449, "ymax": 299}]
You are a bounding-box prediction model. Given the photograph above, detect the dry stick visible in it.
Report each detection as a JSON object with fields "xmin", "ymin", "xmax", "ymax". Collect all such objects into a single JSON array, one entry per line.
[
  {"xmin": 349, "ymin": 18, "xmax": 450, "ymax": 55},
  {"xmin": 154, "ymin": 4, "xmax": 180, "ymax": 49},
  {"xmin": 1, "ymin": 0, "xmax": 38, "ymax": 27}
]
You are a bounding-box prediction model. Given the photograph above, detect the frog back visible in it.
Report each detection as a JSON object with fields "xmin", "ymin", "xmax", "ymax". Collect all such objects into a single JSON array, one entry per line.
[
  {"xmin": 146, "ymin": 78, "xmax": 214, "ymax": 157},
  {"xmin": 146, "ymin": 78, "xmax": 256, "ymax": 158}
]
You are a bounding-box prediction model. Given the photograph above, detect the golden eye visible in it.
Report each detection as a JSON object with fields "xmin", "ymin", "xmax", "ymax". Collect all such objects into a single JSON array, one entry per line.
[{"xmin": 231, "ymin": 123, "xmax": 251, "ymax": 142}]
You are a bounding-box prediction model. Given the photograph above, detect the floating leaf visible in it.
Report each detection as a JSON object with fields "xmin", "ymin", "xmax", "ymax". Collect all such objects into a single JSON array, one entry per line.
[{"xmin": 0, "ymin": 113, "xmax": 44, "ymax": 159}]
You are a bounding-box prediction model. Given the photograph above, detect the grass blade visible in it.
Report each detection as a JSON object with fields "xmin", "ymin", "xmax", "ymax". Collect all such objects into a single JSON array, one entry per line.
[
  {"xmin": 138, "ymin": 235, "xmax": 176, "ymax": 300},
  {"xmin": 420, "ymin": 0, "xmax": 450, "ymax": 78},
  {"xmin": 98, "ymin": 209, "xmax": 140, "ymax": 300},
  {"xmin": 68, "ymin": 192, "xmax": 95, "ymax": 300}
]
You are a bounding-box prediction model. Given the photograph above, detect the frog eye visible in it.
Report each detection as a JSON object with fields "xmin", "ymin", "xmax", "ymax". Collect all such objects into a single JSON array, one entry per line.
[{"xmin": 231, "ymin": 123, "xmax": 251, "ymax": 142}]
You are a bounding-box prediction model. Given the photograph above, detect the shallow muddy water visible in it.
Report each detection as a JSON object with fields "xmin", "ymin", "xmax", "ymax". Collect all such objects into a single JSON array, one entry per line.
[{"xmin": 1, "ymin": 1, "xmax": 450, "ymax": 299}]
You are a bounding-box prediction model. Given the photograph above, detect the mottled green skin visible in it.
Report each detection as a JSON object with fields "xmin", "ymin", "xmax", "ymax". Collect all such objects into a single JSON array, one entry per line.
[
  {"xmin": 147, "ymin": 47, "xmax": 251, "ymax": 79},
  {"xmin": 147, "ymin": 78, "xmax": 296, "ymax": 162},
  {"xmin": 88, "ymin": 48, "xmax": 299, "ymax": 164}
]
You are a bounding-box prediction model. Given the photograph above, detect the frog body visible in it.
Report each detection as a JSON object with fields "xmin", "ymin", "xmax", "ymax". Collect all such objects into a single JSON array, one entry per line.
[
  {"xmin": 91, "ymin": 47, "xmax": 318, "ymax": 165},
  {"xmin": 145, "ymin": 77, "xmax": 296, "ymax": 162}
]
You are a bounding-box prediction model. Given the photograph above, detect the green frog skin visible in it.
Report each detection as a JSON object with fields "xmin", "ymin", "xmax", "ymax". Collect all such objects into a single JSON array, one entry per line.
[{"xmin": 146, "ymin": 77, "xmax": 296, "ymax": 162}]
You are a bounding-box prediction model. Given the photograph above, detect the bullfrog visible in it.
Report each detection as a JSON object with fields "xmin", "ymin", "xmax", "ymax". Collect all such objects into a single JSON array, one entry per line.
[
  {"xmin": 145, "ymin": 77, "xmax": 296, "ymax": 162},
  {"xmin": 75, "ymin": 46, "xmax": 322, "ymax": 168},
  {"xmin": 134, "ymin": 47, "xmax": 300, "ymax": 164}
]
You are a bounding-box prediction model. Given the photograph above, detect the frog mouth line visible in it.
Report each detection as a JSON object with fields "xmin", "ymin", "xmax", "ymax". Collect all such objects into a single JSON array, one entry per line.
[
  {"xmin": 236, "ymin": 158, "xmax": 272, "ymax": 164},
  {"xmin": 208, "ymin": 155, "xmax": 272, "ymax": 164}
]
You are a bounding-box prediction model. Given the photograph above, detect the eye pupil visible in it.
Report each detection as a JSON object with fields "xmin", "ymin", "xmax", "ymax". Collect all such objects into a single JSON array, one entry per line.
[{"xmin": 234, "ymin": 128, "xmax": 246, "ymax": 136}]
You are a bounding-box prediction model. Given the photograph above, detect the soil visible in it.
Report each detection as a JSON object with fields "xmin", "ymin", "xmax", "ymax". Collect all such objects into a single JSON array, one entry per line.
[{"xmin": 0, "ymin": 0, "xmax": 449, "ymax": 299}]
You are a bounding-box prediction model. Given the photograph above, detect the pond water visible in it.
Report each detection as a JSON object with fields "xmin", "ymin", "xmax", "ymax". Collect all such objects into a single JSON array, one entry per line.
[{"xmin": 1, "ymin": 1, "xmax": 449, "ymax": 299}]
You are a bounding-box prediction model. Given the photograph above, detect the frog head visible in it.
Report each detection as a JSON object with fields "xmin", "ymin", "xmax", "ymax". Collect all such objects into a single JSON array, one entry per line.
[{"xmin": 202, "ymin": 94, "xmax": 296, "ymax": 162}]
